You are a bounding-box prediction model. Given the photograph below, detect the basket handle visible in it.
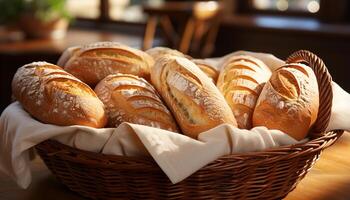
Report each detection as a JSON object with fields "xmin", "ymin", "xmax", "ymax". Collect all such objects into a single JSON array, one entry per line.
[{"xmin": 286, "ymin": 50, "xmax": 332, "ymax": 137}]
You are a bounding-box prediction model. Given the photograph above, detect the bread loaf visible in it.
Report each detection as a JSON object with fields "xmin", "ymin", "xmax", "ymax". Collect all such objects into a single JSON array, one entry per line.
[
  {"xmin": 146, "ymin": 47, "xmax": 187, "ymax": 62},
  {"xmin": 217, "ymin": 55, "xmax": 272, "ymax": 129},
  {"xmin": 95, "ymin": 74, "xmax": 179, "ymax": 132},
  {"xmin": 56, "ymin": 46, "xmax": 80, "ymax": 67},
  {"xmin": 151, "ymin": 55, "xmax": 237, "ymax": 138},
  {"xmin": 12, "ymin": 62, "xmax": 107, "ymax": 128},
  {"xmin": 253, "ymin": 63, "xmax": 319, "ymax": 140},
  {"xmin": 62, "ymin": 42, "xmax": 154, "ymax": 86},
  {"xmin": 192, "ymin": 59, "xmax": 219, "ymax": 83}
]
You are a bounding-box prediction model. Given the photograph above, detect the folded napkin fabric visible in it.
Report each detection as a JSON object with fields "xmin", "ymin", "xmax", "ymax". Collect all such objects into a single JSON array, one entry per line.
[{"xmin": 0, "ymin": 102, "xmax": 299, "ymax": 188}]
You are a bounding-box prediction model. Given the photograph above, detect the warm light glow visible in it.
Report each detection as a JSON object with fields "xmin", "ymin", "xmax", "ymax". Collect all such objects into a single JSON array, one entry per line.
[
  {"xmin": 307, "ymin": 1, "xmax": 320, "ymax": 13},
  {"xmin": 109, "ymin": 0, "xmax": 130, "ymax": 20},
  {"xmin": 253, "ymin": 0, "xmax": 271, "ymax": 10},
  {"xmin": 194, "ymin": 1, "xmax": 219, "ymax": 20},
  {"xmin": 148, "ymin": 0, "xmax": 163, "ymax": 7},
  {"xmin": 66, "ymin": 0, "xmax": 100, "ymax": 19},
  {"xmin": 276, "ymin": 0, "xmax": 288, "ymax": 11}
]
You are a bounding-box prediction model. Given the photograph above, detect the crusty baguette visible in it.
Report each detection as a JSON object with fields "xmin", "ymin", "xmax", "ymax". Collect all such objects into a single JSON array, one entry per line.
[
  {"xmin": 63, "ymin": 42, "xmax": 154, "ymax": 86},
  {"xmin": 151, "ymin": 55, "xmax": 237, "ymax": 138},
  {"xmin": 192, "ymin": 59, "xmax": 219, "ymax": 83},
  {"xmin": 12, "ymin": 62, "xmax": 107, "ymax": 128},
  {"xmin": 217, "ymin": 55, "xmax": 272, "ymax": 129},
  {"xmin": 253, "ymin": 63, "xmax": 319, "ymax": 140},
  {"xmin": 95, "ymin": 73, "xmax": 179, "ymax": 132}
]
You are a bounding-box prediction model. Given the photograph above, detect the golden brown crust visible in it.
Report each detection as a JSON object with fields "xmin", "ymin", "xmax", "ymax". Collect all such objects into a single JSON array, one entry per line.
[
  {"xmin": 146, "ymin": 47, "xmax": 187, "ymax": 62},
  {"xmin": 252, "ymin": 63, "xmax": 319, "ymax": 140},
  {"xmin": 12, "ymin": 62, "xmax": 107, "ymax": 128},
  {"xmin": 63, "ymin": 42, "xmax": 154, "ymax": 86},
  {"xmin": 151, "ymin": 55, "xmax": 237, "ymax": 138},
  {"xmin": 94, "ymin": 74, "xmax": 179, "ymax": 132},
  {"xmin": 57, "ymin": 46, "xmax": 81, "ymax": 67},
  {"xmin": 217, "ymin": 55, "xmax": 271, "ymax": 129},
  {"xmin": 192, "ymin": 59, "xmax": 219, "ymax": 83}
]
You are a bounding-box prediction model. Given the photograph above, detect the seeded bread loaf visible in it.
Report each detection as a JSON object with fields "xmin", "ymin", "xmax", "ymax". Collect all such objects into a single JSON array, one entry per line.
[
  {"xmin": 12, "ymin": 62, "xmax": 107, "ymax": 128},
  {"xmin": 151, "ymin": 55, "xmax": 237, "ymax": 138},
  {"xmin": 253, "ymin": 63, "xmax": 319, "ymax": 140},
  {"xmin": 95, "ymin": 73, "xmax": 179, "ymax": 132},
  {"xmin": 217, "ymin": 55, "xmax": 272, "ymax": 129}
]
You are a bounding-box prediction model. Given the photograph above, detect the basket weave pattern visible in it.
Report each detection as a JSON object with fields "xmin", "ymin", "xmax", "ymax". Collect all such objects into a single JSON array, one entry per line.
[{"xmin": 36, "ymin": 50, "xmax": 343, "ymax": 199}]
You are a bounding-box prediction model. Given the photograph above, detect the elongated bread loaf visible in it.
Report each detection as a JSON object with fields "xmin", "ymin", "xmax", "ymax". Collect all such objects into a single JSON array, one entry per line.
[
  {"xmin": 151, "ymin": 55, "xmax": 237, "ymax": 138},
  {"xmin": 12, "ymin": 62, "xmax": 107, "ymax": 128},
  {"xmin": 62, "ymin": 42, "xmax": 154, "ymax": 86},
  {"xmin": 253, "ymin": 63, "xmax": 319, "ymax": 140},
  {"xmin": 95, "ymin": 74, "xmax": 179, "ymax": 132},
  {"xmin": 146, "ymin": 47, "xmax": 187, "ymax": 62},
  {"xmin": 217, "ymin": 55, "xmax": 272, "ymax": 129},
  {"xmin": 192, "ymin": 59, "xmax": 219, "ymax": 83}
]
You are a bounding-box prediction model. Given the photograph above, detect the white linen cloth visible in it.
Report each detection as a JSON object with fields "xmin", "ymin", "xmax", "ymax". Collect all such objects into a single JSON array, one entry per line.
[{"xmin": 0, "ymin": 51, "xmax": 349, "ymax": 189}]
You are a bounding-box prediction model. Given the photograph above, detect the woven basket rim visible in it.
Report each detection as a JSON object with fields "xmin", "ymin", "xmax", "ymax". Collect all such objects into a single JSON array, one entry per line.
[
  {"xmin": 286, "ymin": 50, "xmax": 333, "ymax": 135},
  {"xmin": 36, "ymin": 130, "xmax": 343, "ymax": 170},
  {"xmin": 35, "ymin": 130, "xmax": 343, "ymax": 199}
]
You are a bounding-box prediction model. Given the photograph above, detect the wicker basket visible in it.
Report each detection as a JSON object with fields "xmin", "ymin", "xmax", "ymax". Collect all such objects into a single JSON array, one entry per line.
[{"xmin": 36, "ymin": 50, "xmax": 344, "ymax": 200}]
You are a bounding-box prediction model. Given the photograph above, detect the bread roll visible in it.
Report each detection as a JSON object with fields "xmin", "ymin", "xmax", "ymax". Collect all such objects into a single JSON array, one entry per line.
[
  {"xmin": 253, "ymin": 63, "xmax": 319, "ymax": 140},
  {"xmin": 217, "ymin": 55, "xmax": 272, "ymax": 129},
  {"xmin": 12, "ymin": 62, "xmax": 107, "ymax": 128},
  {"xmin": 146, "ymin": 47, "xmax": 187, "ymax": 62},
  {"xmin": 63, "ymin": 42, "xmax": 154, "ymax": 86},
  {"xmin": 151, "ymin": 55, "xmax": 237, "ymax": 138},
  {"xmin": 95, "ymin": 74, "xmax": 179, "ymax": 132},
  {"xmin": 192, "ymin": 59, "xmax": 219, "ymax": 83}
]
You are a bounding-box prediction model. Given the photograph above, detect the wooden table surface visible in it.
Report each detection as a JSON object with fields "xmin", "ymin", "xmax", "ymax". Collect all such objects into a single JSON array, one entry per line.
[
  {"xmin": 0, "ymin": 27, "xmax": 143, "ymax": 54},
  {"xmin": 1, "ymin": 132, "xmax": 350, "ymax": 200}
]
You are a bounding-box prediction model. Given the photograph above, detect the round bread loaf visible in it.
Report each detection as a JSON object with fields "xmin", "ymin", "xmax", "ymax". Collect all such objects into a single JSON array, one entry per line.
[
  {"xmin": 253, "ymin": 63, "xmax": 319, "ymax": 140},
  {"xmin": 192, "ymin": 59, "xmax": 219, "ymax": 83},
  {"xmin": 217, "ymin": 55, "xmax": 272, "ymax": 129},
  {"xmin": 151, "ymin": 55, "xmax": 237, "ymax": 138},
  {"xmin": 12, "ymin": 62, "xmax": 107, "ymax": 128},
  {"xmin": 62, "ymin": 42, "xmax": 154, "ymax": 86},
  {"xmin": 95, "ymin": 73, "xmax": 179, "ymax": 132}
]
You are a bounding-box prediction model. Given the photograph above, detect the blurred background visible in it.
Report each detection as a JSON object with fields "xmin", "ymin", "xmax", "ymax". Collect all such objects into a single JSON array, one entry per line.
[{"xmin": 0, "ymin": 0, "xmax": 349, "ymax": 112}]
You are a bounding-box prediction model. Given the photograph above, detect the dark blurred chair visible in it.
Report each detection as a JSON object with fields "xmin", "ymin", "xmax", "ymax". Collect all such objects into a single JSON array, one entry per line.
[{"xmin": 142, "ymin": 1, "xmax": 222, "ymax": 57}]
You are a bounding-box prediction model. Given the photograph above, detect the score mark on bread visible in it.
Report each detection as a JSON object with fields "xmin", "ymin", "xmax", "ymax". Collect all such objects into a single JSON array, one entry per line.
[
  {"xmin": 217, "ymin": 55, "xmax": 272, "ymax": 129},
  {"xmin": 191, "ymin": 59, "xmax": 219, "ymax": 83},
  {"xmin": 94, "ymin": 74, "xmax": 179, "ymax": 132},
  {"xmin": 12, "ymin": 62, "xmax": 107, "ymax": 128},
  {"xmin": 151, "ymin": 56, "xmax": 237, "ymax": 138},
  {"xmin": 253, "ymin": 63, "xmax": 319, "ymax": 140},
  {"xmin": 61, "ymin": 42, "xmax": 154, "ymax": 86}
]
